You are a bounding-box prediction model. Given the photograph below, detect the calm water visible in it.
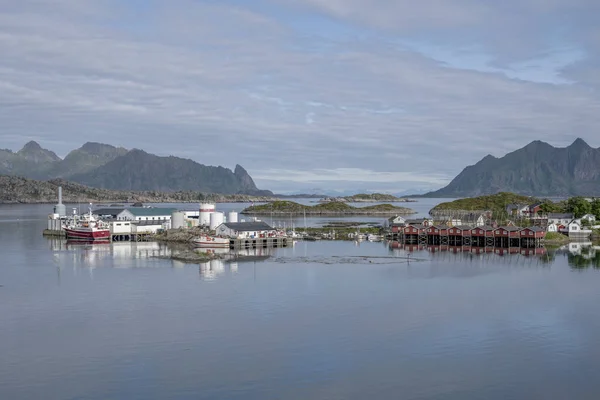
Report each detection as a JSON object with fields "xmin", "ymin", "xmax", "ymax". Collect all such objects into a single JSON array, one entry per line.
[{"xmin": 2, "ymin": 203, "xmax": 600, "ymax": 399}]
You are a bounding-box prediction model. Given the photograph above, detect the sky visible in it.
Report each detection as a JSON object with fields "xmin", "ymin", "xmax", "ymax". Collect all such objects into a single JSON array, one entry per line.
[{"xmin": 1, "ymin": 0, "xmax": 599, "ymax": 194}]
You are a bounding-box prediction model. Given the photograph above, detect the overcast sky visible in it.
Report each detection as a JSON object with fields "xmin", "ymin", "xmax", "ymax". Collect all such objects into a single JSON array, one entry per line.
[{"xmin": 1, "ymin": 0, "xmax": 599, "ymax": 194}]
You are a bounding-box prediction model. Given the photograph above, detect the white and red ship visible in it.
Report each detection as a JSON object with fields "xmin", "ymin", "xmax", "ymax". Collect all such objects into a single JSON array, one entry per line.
[{"xmin": 64, "ymin": 207, "xmax": 110, "ymax": 241}]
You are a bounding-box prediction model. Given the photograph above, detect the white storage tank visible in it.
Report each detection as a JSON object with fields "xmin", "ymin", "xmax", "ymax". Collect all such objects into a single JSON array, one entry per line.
[
  {"xmin": 209, "ymin": 211, "xmax": 224, "ymax": 230},
  {"xmin": 227, "ymin": 211, "xmax": 238, "ymax": 223},
  {"xmin": 171, "ymin": 211, "xmax": 186, "ymax": 229},
  {"xmin": 199, "ymin": 203, "xmax": 215, "ymax": 226}
]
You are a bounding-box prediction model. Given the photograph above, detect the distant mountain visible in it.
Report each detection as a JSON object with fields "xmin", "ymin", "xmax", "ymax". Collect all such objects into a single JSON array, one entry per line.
[
  {"xmin": 70, "ymin": 149, "xmax": 272, "ymax": 195},
  {"xmin": 0, "ymin": 141, "xmax": 271, "ymax": 195},
  {"xmin": 425, "ymin": 138, "xmax": 600, "ymax": 197},
  {"xmin": 53, "ymin": 142, "xmax": 128, "ymax": 177}
]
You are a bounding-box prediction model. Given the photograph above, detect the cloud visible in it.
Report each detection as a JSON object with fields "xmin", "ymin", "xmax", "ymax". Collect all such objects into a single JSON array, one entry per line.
[{"xmin": 0, "ymin": 0, "xmax": 599, "ymax": 194}]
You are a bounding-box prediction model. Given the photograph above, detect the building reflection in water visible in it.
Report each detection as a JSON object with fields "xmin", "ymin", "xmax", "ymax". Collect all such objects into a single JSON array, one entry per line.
[
  {"xmin": 46, "ymin": 238, "xmax": 277, "ymax": 280},
  {"xmin": 198, "ymin": 247, "xmax": 275, "ymax": 281},
  {"xmin": 47, "ymin": 238, "xmax": 174, "ymax": 269}
]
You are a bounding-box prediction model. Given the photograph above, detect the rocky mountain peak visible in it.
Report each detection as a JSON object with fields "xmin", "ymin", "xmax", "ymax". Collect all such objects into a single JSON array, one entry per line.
[{"xmin": 17, "ymin": 141, "xmax": 61, "ymax": 163}]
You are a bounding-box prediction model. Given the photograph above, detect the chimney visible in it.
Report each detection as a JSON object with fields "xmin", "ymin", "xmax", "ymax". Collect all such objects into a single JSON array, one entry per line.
[{"xmin": 58, "ymin": 186, "xmax": 62, "ymax": 204}]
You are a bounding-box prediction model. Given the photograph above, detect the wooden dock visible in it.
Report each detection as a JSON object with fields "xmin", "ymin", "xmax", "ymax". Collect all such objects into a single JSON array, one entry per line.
[
  {"xmin": 229, "ymin": 237, "xmax": 289, "ymax": 249},
  {"xmin": 387, "ymin": 225, "xmax": 546, "ymax": 249}
]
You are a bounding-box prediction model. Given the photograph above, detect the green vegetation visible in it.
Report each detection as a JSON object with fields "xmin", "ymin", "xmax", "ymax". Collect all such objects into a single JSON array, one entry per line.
[
  {"xmin": 350, "ymin": 193, "xmax": 399, "ymax": 200},
  {"xmin": 568, "ymin": 250, "xmax": 600, "ymax": 270},
  {"xmin": 539, "ymin": 197, "xmax": 600, "ymax": 219},
  {"xmin": 544, "ymin": 232, "xmax": 570, "ymax": 244},
  {"xmin": 242, "ymin": 200, "xmax": 415, "ymax": 215},
  {"xmin": 432, "ymin": 192, "xmax": 600, "ymax": 222},
  {"xmin": 431, "ymin": 192, "xmax": 538, "ymax": 212}
]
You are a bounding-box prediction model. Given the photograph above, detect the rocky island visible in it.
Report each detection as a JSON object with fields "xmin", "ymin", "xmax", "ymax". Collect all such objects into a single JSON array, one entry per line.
[
  {"xmin": 317, "ymin": 193, "xmax": 416, "ymax": 203},
  {"xmin": 241, "ymin": 200, "xmax": 415, "ymax": 216}
]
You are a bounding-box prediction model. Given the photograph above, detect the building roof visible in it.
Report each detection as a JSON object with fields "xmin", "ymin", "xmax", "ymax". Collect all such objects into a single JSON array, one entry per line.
[
  {"xmin": 472, "ymin": 225, "xmax": 495, "ymax": 231},
  {"xmin": 548, "ymin": 213, "xmax": 574, "ymax": 219},
  {"xmin": 431, "ymin": 224, "xmax": 450, "ymax": 229},
  {"xmin": 498, "ymin": 226, "xmax": 521, "ymax": 231},
  {"xmin": 453, "ymin": 225, "xmax": 474, "ymax": 230},
  {"xmin": 404, "ymin": 224, "xmax": 426, "ymax": 230},
  {"xmin": 93, "ymin": 208, "xmax": 125, "ymax": 217},
  {"xmin": 222, "ymin": 221, "xmax": 274, "ymax": 232},
  {"xmin": 521, "ymin": 226, "xmax": 545, "ymax": 232},
  {"xmin": 406, "ymin": 218, "xmax": 431, "ymax": 224},
  {"xmin": 122, "ymin": 207, "xmax": 177, "ymax": 217}
]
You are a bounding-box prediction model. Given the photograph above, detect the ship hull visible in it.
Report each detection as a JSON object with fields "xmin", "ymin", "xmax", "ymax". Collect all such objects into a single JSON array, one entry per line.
[{"xmin": 65, "ymin": 227, "xmax": 111, "ymax": 240}]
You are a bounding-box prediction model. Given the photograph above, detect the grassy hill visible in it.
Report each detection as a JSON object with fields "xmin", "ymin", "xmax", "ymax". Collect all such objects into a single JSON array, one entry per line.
[
  {"xmin": 430, "ymin": 192, "xmax": 539, "ymax": 213},
  {"xmin": 242, "ymin": 200, "xmax": 415, "ymax": 216}
]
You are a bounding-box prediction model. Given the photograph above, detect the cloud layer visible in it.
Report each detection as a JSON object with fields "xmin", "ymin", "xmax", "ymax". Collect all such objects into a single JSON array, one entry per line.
[{"xmin": 1, "ymin": 0, "xmax": 599, "ymax": 193}]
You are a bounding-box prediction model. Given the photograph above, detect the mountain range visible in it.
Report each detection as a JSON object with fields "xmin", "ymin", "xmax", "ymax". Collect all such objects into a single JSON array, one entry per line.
[
  {"xmin": 0, "ymin": 141, "xmax": 272, "ymax": 195},
  {"xmin": 425, "ymin": 138, "xmax": 600, "ymax": 197}
]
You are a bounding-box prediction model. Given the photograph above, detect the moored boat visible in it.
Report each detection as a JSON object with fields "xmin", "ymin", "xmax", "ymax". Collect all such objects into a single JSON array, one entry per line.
[
  {"xmin": 64, "ymin": 206, "xmax": 110, "ymax": 241},
  {"xmin": 367, "ymin": 234, "xmax": 383, "ymax": 242},
  {"xmin": 192, "ymin": 235, "xmax": 230, "ymax": 248}
]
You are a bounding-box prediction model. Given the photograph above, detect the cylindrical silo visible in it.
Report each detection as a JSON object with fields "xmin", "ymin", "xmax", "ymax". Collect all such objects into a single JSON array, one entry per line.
[
  {"xmin": 171, "ymin": 211, "xmax": 186, "ymax": 229},
  {"xmin": 199, "ymin": 203, "xmax": 215, "ymax": 226},
  {"xmin": 209, "ymin": 211, "xmax": 224, "ymax": 230},
  {"xmin": 227, "ymin": 211, "xmax": 238, "ymax": 223}
]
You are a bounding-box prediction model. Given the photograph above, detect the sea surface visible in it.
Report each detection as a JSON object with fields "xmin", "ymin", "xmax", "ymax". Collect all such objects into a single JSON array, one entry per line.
[{"xmin": 2, "ymin": 201, "xmax": 600, "ymax": 399}]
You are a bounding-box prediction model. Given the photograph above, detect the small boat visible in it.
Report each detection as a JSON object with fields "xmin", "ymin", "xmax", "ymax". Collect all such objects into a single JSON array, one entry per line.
[
  {"xmin": 192, "ymin": 235, "xmax": 230, "ymax": 248},
  {"xmin": 367, "ymin": 234, "xmax": 383, "ymax": 242},
  {"xmin": 64, "ymin": 206, "xmax": 110, "ymax": 241}
]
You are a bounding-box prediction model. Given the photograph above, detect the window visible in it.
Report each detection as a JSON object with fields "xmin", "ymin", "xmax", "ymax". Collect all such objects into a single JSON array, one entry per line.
[
  {"xmin": 117, "ymin": 223, "xmax": 121, "ymax": 226},
  {"xmin": 529, "ymin": 231, "xmax": 533, "ymax": 236},
  {"xmin": 495, "ymin": 230, "xmax": 500, "ymax": 234}
]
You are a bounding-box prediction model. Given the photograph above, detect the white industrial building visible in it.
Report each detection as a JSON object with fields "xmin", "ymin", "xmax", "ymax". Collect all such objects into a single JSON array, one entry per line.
[
  {"xmin": 214, "ymin": 221, "xmax": 277, "ymax": 239},
  {"xmin": 116, "ymin": 208, "xmax": 177, "ymax": 221}
]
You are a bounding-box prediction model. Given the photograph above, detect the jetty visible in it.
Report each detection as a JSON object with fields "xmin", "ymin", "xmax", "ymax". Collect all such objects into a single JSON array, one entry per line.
[{"xmin": 387, "ymin": 223, "xmax": 546, "ymax": 249}]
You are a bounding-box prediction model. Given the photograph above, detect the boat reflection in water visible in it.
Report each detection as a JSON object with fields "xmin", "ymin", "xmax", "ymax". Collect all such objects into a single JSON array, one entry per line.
[
  {"xmin": 48, "ymin": 238, "xmax": 174, "ymax": 269},
  {"xmin": 46, "ymin": 237, "xmax": 278, "ymax": 276}
]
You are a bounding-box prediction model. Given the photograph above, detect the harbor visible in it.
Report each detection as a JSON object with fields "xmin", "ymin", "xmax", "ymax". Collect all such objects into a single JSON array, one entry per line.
[{"xmin": 42, "ymin": 187, "xmax": 290, "ymax": 250}]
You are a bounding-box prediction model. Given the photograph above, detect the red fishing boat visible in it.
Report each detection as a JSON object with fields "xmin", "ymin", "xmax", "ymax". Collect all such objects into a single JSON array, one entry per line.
[{"xmin": 64, "ymin": 206, "xmax": 111, "ymax": 241}]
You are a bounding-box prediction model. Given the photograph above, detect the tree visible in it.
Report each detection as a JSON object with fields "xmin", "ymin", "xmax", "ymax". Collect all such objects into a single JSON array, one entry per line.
[
  {"xmin": 591, "ymin": 198, "xmax": 600, "ymax": 220},
  {"xmin": 539, "ymin": 200, "xmax": 562, "ymax": 214},
  {"xmin": 566, "ymin": 197, "xmax": 592, "ymax": 218}
]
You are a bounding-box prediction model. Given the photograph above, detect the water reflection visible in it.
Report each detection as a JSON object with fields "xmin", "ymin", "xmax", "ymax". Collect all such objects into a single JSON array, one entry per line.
[
  {"xmin": 557, "ymin": 243, "xmax": 600, "ymax": 270},
  {"xmin": 198, "ymin": 247, "xmax": 276, "ymax": 281},
  {"xmin": 46, "ymin": 238, "xmax": 277, "ymax": 279}
]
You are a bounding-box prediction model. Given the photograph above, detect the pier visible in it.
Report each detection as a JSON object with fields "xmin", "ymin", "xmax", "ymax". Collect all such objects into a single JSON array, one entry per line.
[
  {"xmin": 387, "ymin": 225, "xmax": 546, "ymax": 249},
  {"xmin": 229, "ymin": 236, "xmax": 289, "ymax": 249}
]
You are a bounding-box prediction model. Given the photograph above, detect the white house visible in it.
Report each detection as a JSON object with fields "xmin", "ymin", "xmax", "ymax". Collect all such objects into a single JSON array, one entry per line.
[
  {"xmin": 547, "ymin": 223, "xmax": 559, "ymax": 232},
  {"xmin": 215, "ymin": 221, "xmax": 277, "ymax": 239},
  {"xmin": 388, "ymin": 216, "xmax": 407, "ymax": 226},
  {"xmin": 548, "ymin": 213, "xmax": 574, "ymax": 226},
  {"xmin": 506, "ymin": 204, "xmax": 529, "ymax": 217},
  {"xmin": 116, "ymin": 207, "xmax": 177, "ymax": 222},
  {"xmin": 566, "ymin": 220, "xmax": 592, "ymax": 238},
  {"xmin": 576, "ymin": 214, "xmax": 597, "ymax": 224}
]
